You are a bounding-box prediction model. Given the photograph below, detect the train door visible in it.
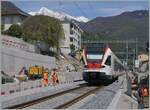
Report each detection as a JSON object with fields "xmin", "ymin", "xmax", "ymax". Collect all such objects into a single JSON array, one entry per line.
[
  {"xmin": 111, "ymin": 54, "xmax": 116, "ymax": 76},
  {"xmin": 104, "ymin": 55, "xmax": 112, "ymax": 75}
]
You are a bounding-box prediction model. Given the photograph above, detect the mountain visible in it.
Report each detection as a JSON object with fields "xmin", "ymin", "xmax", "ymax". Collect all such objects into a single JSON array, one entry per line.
[
  {"xmin": 81, "ymin": 10, "xmax": 149, "ymax": 52},
  {"xmin": 29, "ymin": 7, "xmax": 89, "ymax": 23}
]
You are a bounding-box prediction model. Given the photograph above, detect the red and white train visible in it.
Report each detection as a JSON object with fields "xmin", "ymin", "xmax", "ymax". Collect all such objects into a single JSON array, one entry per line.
[{"xmin": 82, "ymin": 45, "xmax": 126, "ymax": 84}]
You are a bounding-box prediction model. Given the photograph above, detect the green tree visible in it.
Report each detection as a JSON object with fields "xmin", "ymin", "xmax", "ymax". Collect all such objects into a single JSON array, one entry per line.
[
  {"xmin": 128, "ymin": 59, "xmax": 133, "ymax": 66},
  {"xmin": 21, "ymin": 15, "xmax": 64, "ymax": 52},
  {"xmin": 70, "ymin": 44, "xmax": 75, "ymax": 52},
  {"xmin": 7, "ymin": 24, "xmax": 22, "ymax": 38},
  {"xmin": 1, "ymin": 24, "xmax": 5, "ymax": 32}
]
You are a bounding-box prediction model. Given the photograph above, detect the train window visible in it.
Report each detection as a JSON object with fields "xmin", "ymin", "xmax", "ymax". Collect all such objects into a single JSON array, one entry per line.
[
  {"xmin": 114, "ymin": 61, "xmax": 123, "ymax": 71},
  {"xmin": 105, "ymin": 56, "xmax": 111, "ymax": 66},
  {"xmin": 86, "ymin": 47, "xmax": 104, "ymax": 54}
]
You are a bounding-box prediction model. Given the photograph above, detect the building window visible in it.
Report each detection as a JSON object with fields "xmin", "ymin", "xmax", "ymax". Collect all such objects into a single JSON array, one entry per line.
[
  {"xmin": 70, "ymin": 30, "xmax": 73, "ymax": 34},
  {"xmin": 70, "ymin": 37, "xmax": 73, "ymax": 42},
  {"xmin": 105, "ymin": 56, "xmax": 111, "ymax": 66},
  {"xmin": 10, "ymin": 16, "xmax": 14, "ymax": 23},
  {"xmin": 70, "ymin": 23, "xmax": 73, "ymax": 28},
  {"xmin": 78, "ymin": 41, "xmax": 80, "ymax": 45},
  {"xmin": 2, "ymin": 17, "xmax": 5, "ymax": 24},
  {"xmin": 13, "ymin": 16, "xmax": 19, "ymax": 23},
  {"xmin": 78, "ymin": 35, "xmax": 80, "ymax": 40},
  {"xmin": 5, "ymin": 17, "xmax": 10, "ymax": 24}
]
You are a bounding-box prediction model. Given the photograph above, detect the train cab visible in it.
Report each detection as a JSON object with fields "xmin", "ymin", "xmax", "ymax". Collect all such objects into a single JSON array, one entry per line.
[{"xmin": 82, "ymin": 45, "xmax": 125, "ymax": 84}]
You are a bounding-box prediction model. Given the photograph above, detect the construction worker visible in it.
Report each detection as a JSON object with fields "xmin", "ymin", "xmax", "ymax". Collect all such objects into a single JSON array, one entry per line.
[
  {"xmin": 42, "ymin": 69, "xmax": 49, "ymax": 86},
  {"xmin": 51, "ymin": 69, "xmax": 59, "ymax": 86}
]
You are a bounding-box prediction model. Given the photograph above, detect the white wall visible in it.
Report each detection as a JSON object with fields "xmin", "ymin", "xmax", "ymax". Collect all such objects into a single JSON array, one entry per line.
[
  {"xmin": 1, "ymin": 46, "xmax": 56, "ymax": 76},
  {"xmin": 60, "ymin": 23, "xmax": 70, "ymax": 48},
  {"xmin": 60, "ymin": 47, "xmax": 71, "ymax": 54},
  {"xmin": 1, "ymin": 35, "xmax": 35, "ymax": 52}
]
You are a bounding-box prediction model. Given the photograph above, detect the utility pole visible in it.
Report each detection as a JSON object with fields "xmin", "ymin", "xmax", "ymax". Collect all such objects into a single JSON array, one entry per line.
[
  {"xmin": 132, "ymin": 49, "xmax": 135, "ymax": 71},
  {"xmin": 135, "ymin": 38, "xmax": 138, "ymax": 59},
  {"xmin": 126, "ymin": 40, "xmax": 128, "ymax": 66}
]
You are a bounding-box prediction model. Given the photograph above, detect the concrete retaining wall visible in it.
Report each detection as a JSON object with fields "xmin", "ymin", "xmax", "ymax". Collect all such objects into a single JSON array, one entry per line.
[
  {"xmin": 1, "ymin": 72, "xmax": 83, "ymax": 96},
  {"xmin": 58, "ymin": 72, "xmax": 83, "ymax": 84},
  {"xmin": 1, "ymin": 81, "xmax": 85, "ymax": 109},
  {"xmin": 1, "ymin": 80, "xmax": 42, "ymax": 95},
  {"xmin": 1, "ymin": 35, "xmax": 35, "ymax": 52},
  {"xmin": 1, "ymin": 46, "xmax": 56, "ymax": 76}
]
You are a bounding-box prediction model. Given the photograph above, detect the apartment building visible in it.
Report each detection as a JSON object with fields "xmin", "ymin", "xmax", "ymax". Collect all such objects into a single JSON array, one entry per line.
[{"xmin": 60, "ymin": 20, "xmax": 83, "ymax": 54}]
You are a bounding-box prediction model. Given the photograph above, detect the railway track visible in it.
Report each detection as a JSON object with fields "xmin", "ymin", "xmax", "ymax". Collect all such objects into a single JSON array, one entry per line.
[
  {"xmin": 6, "ymin": 84, "xmax": 102, "ymax": 109},
  {"xmin": 54, "ymin": 87, "xmax": 101, "ymax": 109},
  {"xmin": 5, "ymin": 85, "xmax": 85, "ymax": 109}
]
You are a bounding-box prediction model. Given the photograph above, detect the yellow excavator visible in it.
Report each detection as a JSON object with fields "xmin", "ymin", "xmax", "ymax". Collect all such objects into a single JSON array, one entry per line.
[
  {"xmin": 14, "ymin": 66, "xmax": 49, "ymax": 81},
  {"xmin": 28, "ymin": 66, "xmax": 44, "ymax": 79}
]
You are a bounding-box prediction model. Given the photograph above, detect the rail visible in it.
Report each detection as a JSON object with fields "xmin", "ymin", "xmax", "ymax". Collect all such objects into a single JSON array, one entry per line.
[
  {"xmin": 5, "ymin": 84, "xmax": 87, "ymax": 109},
  {"xmin": 5, "ymin": 84, "xmax": 102, "ymax": 109},
  {"xmin": 54, "ymin": 87, "xmax": 101, "ymax": 109}
]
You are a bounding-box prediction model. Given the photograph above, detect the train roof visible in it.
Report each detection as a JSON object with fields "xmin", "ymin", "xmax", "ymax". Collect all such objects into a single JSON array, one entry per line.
[{"xmin": 85, "ymin": 43, "xmax": 106, "ymax": 48}]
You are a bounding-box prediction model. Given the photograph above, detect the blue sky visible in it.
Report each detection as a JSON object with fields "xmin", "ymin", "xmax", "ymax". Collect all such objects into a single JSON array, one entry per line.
[{"xmin": 10, "ymin": 0, "xmax": 149, "ymax": 19}]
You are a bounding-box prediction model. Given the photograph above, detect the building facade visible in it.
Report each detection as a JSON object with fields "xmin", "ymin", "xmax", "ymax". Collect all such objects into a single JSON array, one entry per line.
[
  {"xmin": 60, "ymin": 20, "xmax": 83, "ymax": 54},
  {"xmin": 138, "ymin": 54, "xmax": 149, "ymax": 63},
  {"xmin": 1, "ymin": 1, "xmax": 29, "ymax": 30}
]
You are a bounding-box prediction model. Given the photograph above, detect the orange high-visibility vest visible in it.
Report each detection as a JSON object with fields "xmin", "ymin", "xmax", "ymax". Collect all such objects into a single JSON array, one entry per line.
[
  {"xmin": 43, "ymin": 72, "xmax": 48, "ymax": 86},
  {"xmin": 51, "ymin": 72, "xmax": 56, "ymax": 81},
  {"xmin": 43, "ymin": 72, "xmax": 48, "ymax": 79},
  {"xmin": 142, "ymin": 88, "xmax": 148, "ymax": 97},
  {"xmin": 42, "ymin": 79, "xmax": 48, "ymax": 86},
  {"xmin": 51, "ymin": 71, "xmax": 59, "ymax": 84},
  {"xmin": 54, "ymin": 73, "xmax": 59, "ymax": 83}
]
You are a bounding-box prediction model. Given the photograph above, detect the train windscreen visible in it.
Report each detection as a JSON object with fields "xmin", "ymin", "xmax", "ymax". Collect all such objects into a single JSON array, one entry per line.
[{"xmin": 86, "ymin": 47, "xmax": 104, "ymax": 63}]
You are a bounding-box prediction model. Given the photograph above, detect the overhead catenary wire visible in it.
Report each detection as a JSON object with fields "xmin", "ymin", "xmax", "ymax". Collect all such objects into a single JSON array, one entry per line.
[
  {"xmin": 56, "ymin": 0, "xmax": 90, "ymax": 19},
  {"xmin": 58, "ymin": 0, "xmax": 63, "ymax": 10},
  {"xmin": 87, "ymin": 1, "xmax": 96, "ymax": 15},
  {"xmin": 56, "ymin": 0, "xmax": 63, "ymax": 11},
  {"xmin": 73, "ymin": 1, "xmax": 88, "ymax": 18},
  {"xmin": 57, "ymin": 0, "xmax": 71, "ymax": 15}
]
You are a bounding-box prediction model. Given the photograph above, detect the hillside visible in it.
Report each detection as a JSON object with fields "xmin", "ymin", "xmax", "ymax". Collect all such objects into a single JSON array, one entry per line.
[{"xmin": 80, "ymin": 10, "xmax": 149, "ymax": 52}]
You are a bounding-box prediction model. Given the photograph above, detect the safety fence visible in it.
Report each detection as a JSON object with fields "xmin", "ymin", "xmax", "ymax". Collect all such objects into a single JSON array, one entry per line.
[
  {"xmin": 1, "ymin": 80, "xmax": 42, "ymax": 96},
  {"xmin": 1, "ymin": 72, "xmax": 83, "ymax": 96}
]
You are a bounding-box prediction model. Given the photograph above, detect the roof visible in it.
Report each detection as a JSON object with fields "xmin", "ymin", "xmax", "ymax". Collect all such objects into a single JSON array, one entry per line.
[
  {"xmin": 61, "ymin": 19, "xmax": 83, "ymax": 33},
  {"xmin": 1, "ymin": 1, "xmax": 30, "ymax": 17},
  {"xmin": 138, "ymin": 53, "xmax": 149, "ymax": 56}
]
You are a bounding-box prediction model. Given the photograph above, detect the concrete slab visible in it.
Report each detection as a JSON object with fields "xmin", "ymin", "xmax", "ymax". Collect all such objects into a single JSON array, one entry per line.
[
  {"xmin": 116, "ymin": 94, "xmax": 138, "ymax": 109},
  {"xmin": 107, "ymin": 89, "xmax": 138, "ymax": 109}
]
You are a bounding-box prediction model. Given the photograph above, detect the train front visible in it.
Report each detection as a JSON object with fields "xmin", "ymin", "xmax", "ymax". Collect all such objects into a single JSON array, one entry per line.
[{"xmin": 82, "ymin": 46, "xmax": 106, "ymax": 84}]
